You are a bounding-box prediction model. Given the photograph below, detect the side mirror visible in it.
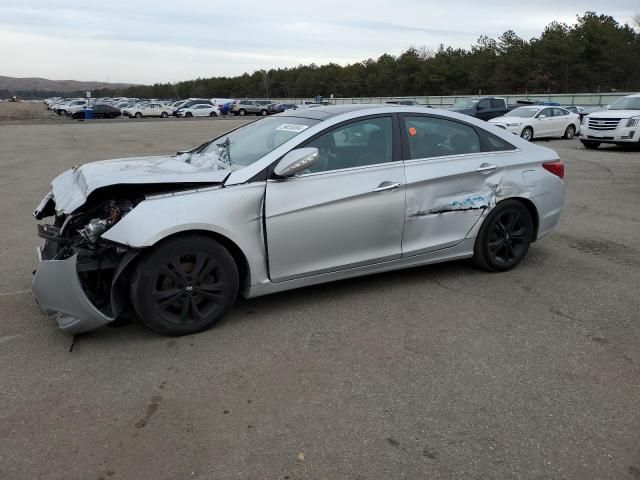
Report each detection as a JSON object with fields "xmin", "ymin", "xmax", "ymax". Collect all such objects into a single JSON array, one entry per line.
[
  {"xmin": 538, "ymin": 114, "xmax": 546, "ymax": 119},
  {"xmin": 274, "ymin": 148, "xmax": 319, "ymax": 177}
]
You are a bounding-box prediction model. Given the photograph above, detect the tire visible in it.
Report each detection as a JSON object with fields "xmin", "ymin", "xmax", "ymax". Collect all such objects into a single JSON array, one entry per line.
[
  {"xmin": 563, "ymin": 124, "xmax": 576, "ymax": 139},
  {"xmin": 185, "ymin": 112, "xmax": 193, "ymax": 118},
  {"xmin": 581, "ymin": 141, "xmax": 600, "ymax": 149},
  {"xmin": 209, "ymin": 111, "xmax": 217, "ymax": 117},
  {"xmin": 473, "ymin": 200, "xmax": 534, "ymax": 272},
  {"xmin": 134, "ymin": 112, "xmax": 142, "ymax": 118},
  {"xmin": 238, "ymin": 109, "xmax": 246, "ymax": 116},
  {"xmin": 260, "ymin": 109, "xmax": 268, "ymax": 116},
  {"xmin": 161, "ymin": 111, "xmax": 168, "ymax": 118},
  {"xmin": 520, "ymin": 127, "xmax": 533, "ymax": 141},
  {"xmin": 130, "ymin": 234, "xmax": 239, "ymax": 336}
]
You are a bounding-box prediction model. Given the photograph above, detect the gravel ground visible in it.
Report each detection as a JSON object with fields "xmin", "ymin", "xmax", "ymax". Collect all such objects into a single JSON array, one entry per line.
[{"xmin": 0, "ymin": 117, "xmax": 638, "ymax": 480}]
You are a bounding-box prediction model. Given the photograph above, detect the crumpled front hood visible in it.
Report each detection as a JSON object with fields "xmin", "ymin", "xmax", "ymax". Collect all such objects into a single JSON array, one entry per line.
[
  {"xmin": 586, "ymin": 109, "xmax": 639, "ymax": 119},
  {"xmin": 51, "ymin": 155, "xmax": 232, "ymax": 213}
]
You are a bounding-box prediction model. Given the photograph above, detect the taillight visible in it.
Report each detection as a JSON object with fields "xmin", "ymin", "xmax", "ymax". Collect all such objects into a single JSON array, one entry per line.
[{"xmin": 543, "ymin": 160, "xmax": 564, "ymax": 179}]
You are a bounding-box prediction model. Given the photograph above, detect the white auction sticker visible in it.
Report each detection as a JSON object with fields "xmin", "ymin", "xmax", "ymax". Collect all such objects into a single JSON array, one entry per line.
[{"xmin": 276, "ymin": 124, "xmax": 309, "ymax": 133}]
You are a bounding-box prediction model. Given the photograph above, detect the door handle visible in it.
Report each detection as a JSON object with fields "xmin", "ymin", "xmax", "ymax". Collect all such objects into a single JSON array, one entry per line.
[
  {"xmin": 373, "ymin": 182, "xmax": 402, "ymax": 192},
  {"xmin": 476, "ymin": 164, "xmax": 498, "ymax": 174}
]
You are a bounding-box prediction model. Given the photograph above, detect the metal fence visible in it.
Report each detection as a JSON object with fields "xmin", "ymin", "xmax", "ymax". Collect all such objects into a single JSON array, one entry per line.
[{"xmin": 264, "ymin": 92, "xmax": 635, "ymax": 107}]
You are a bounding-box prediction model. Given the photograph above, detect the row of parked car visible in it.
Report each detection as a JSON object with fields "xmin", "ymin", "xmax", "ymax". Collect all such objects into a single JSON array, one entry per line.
[
  {"xmin": 43, "ymin": 93, "xmax": 639, "ymax": 149},
  {"xmin": 443, "ymin": 95, "xmax": 640, "ymax": 148},
  {"xmin": 43, "ymin": 96, "xmax": 327, "ymax": 120}
]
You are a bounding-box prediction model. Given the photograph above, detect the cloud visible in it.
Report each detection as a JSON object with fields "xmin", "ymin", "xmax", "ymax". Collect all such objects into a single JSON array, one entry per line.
[{"xmin": 0, "ymin": 0, "xmax": 637, "ymax": 83}]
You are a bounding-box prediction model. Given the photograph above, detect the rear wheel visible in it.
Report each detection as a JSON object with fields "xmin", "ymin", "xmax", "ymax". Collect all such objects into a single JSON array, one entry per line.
[
  {"xmin": 473, "ymin": 200, "xmax": 534, "ymax": 272},
  {"xmin": 130, "ymin": 235, "xmax": 239, "ymax": 336},
  {"xmin": 563, "ymin": 124, "xmax": 576, "ymax": 139},
  {"xmin": 581, "ymin": 141, "xmax": 600, "ymax": 149},
  {"xmin": 260, "ymin": 109, "xmax": 268, "ymax": 116},
  {"xmin": 238, "ymin": 109, "xmax": 246, "ymax": 116},
  {"xmin": 520, "ymin": 127, "xmax": 533, "ymax": 141},
  {"xmin": 134, "ymin": 112, "xmax": 142, "ymax": 118}
]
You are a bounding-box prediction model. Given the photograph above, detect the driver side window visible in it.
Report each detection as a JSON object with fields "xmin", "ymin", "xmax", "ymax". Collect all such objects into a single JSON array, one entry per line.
[{"xmin": 303, "ymin": 117, "xmax": 393, "ymax": 173}]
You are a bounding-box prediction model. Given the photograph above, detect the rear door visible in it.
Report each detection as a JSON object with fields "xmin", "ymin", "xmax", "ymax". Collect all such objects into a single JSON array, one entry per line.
[
  {"xmin": 399, "ymin": 114, "xmax": 513, "ymax": 256},
  {"xmin": 265, "ymin": 115, "xmax": 406, "ymax": 281},
  {"xmin": 552, "ymin": 108, "xmax": 570, "ymax": 135}
]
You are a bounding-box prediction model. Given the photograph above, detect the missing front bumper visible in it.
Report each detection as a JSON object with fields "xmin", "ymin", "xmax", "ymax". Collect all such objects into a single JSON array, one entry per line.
[{"xmin": 31, "ymin": 249, "xmax": 115, "ymax": 334}]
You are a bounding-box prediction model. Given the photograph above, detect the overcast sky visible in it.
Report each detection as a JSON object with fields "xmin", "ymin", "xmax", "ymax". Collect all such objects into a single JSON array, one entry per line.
[{"xmin": 1, "ymin": 0, "xmax": 637, "ymax": 84}]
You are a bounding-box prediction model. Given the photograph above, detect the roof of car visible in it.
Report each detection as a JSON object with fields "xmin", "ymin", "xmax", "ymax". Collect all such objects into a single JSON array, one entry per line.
[{"xmin": 282, "ymin": 104, "xmax": 395, "ymax": 120}]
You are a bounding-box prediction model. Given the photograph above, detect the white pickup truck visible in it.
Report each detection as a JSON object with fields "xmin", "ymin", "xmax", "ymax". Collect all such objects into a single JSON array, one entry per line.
[{"xmin": 579, "ymin": 93, "xmax": 640, "ymax": 149}]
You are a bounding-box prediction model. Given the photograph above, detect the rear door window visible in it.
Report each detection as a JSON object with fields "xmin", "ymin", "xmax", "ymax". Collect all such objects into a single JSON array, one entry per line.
[{"xmin": 403, "ymin": 116, "xmax": 481, "ymax": 159}]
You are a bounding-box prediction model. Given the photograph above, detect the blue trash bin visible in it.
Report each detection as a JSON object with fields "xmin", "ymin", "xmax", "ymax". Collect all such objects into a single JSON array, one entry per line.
[{"xmin": 84, "ymin": 108, "xmax": 93, "ymax": 120}]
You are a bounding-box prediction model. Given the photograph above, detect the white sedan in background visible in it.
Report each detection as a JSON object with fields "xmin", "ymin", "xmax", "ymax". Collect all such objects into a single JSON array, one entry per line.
[
  {"xmin": 127, "ymin": 103, "xmax": 172, "ymax": 118},
  {"xmin": 489, "ymin": 106, "xmax": 580, "ymax": 141},
  {"xmin": 176, "ymin": 104, "xmax": 219, "ymax": 117}
]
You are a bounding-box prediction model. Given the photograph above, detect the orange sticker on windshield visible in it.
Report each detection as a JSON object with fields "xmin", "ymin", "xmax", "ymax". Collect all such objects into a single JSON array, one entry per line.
[{"xmin": 408, "ymin": 127, "xmax": 417, "ymax": 136}]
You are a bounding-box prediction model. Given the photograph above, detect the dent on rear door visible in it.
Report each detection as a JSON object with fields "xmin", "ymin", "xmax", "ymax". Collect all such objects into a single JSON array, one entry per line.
[{"xmin": 402, "ymin": 154, "xmax": 504, "ymax": 256}]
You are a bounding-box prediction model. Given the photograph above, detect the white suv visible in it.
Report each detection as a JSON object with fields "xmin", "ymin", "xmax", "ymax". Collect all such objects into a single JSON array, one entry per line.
[{"xmin": 579, "ymin": 93, "xmax": 640, "ymax": 149}]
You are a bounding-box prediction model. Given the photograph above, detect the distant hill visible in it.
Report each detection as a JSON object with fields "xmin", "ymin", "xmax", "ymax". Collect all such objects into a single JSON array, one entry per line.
[{"xmin": 0, "ymin": 76, "xmax": 135, "ymax": 97}]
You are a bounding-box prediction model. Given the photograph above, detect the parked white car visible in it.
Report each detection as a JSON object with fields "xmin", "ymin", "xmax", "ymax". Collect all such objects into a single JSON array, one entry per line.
[
  {"xmin": 176, "ymin": 104, "xmax": 219, "ymax": 117},
  {"xmin": 578, "ymin": 93, "xmax": 640, "ymax": 149},
  {"xmin": 489, "ymin": 106, "xmax": 580, "ymax": 141},
  {"xmin": 127, "ymin": 103, "xmax": 172, "ymax": 118}
]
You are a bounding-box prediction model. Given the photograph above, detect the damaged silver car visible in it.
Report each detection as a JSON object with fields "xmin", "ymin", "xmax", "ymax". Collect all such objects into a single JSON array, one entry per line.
[{"xmin": 32, "ymin": 105, "xmax": 565, "ymax": 335}]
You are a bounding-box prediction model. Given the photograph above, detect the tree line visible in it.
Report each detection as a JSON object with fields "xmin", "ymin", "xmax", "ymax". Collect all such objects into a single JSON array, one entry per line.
[{"xmin": 38, "ymin": 12, "xmax": 640, "ymax": 100}]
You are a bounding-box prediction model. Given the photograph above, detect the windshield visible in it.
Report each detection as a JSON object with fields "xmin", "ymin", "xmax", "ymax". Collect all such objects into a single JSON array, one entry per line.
[
  {"xmin": 608, "ymin": 96, "xmax": 640, "ymax": 111},
  {"xmin": 453, "ymin": 98, "xmax": 478, "ymax": 108},
  {"xmin": 504, "ymin": 107, "xmax": 539, "ymax": 118},
  {"xmin": 188, "ymin": 116, "xmax": 320, "ymax": 169}
]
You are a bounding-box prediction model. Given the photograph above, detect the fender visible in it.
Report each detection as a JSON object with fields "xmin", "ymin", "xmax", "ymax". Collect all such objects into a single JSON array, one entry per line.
[{"xmin": 101, "ymin": 182, "xmax": 269, "ymax": 287}]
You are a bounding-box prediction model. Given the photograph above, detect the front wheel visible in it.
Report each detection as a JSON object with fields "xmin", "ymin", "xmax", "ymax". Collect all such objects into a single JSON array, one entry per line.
[
  {"xmin": 564, "ymin": 124, "xmax": 576, "ymax": 139},
  {"xmin": 238, "ymin": 109, "xmax": 246, "ymax": 116},
  {"xmin": 260, "ymin": 109, "xmax": 268, "ymax": 116},
  {"xmin": 160, "ymin": 111, "xmax": 168, "ymax": 118},
  {"xmin": 130, "ymin": 234, "xmax": 239, "ymax": 336},
  {"xmin": 520, "ymin": 127, "xmax": 533, "ymax": 141},
  {"xmin": 473, "ymin": 200, "xmax": 534, "ymax": 272},
  {"xmin": 209, "ymin": 111, "xmax": 217, "ymax": 117},
  {"xmin": 581, "ymin": 141, "xmax": 600, "ymax": 149},
  {"xmin": 134, "ymin": 112, "xmax": 142, "ymax": 118},
  {"xmin": 185, "ymin": 112, "xmax": 193, "ymax": 117}
]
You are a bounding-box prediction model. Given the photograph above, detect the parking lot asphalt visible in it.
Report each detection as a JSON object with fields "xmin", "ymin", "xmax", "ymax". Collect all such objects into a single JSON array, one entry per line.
[{"xmin": 0, "ymin": 119, "xmax": 638, "ymax": 480}]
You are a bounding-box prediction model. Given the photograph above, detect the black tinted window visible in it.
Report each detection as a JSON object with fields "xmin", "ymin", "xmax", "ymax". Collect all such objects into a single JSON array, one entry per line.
[
  {"xmin": 478, "ymin": 99, "xmax": 491, "ymax": 109},
  {"xmin": 304, "ymin": 117, "xmax": 393, "ymax": 173},
  {"xmin": 490, "ymin": 98, "xmax": 506, "ymax": 108},
  {"xmin": 482, "ymin": 131, "xmax": 517, "ymax": 152},
  {"xmin": 403, "ymin": 116, "xmax": 481, "ymax": 159}
]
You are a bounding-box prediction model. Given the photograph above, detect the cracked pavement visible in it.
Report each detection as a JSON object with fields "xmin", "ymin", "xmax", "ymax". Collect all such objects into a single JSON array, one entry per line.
[{"xmin": 0, "ymin": 118, "xmax": 639, "ymax": 480}]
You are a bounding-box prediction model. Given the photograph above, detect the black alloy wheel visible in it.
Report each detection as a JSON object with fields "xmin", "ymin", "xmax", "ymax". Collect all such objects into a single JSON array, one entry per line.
[
  {"xmin": 131, "ymin": 235, "xmax": 238, "ymax": 335},
  {"xmin": 474, "ymin": 200, "xmax": 534, "ymax": 271}
]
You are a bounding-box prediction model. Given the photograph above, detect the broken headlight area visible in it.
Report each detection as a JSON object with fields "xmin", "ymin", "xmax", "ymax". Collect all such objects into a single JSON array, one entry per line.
[{"xmin": 36, "ymin": 198, "xmax": 138, "ymax": 317}]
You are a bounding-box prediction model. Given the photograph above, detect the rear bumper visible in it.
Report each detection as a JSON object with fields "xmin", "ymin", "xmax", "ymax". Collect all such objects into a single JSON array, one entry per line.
[{"xmin": 31, "ymin": 247, "xmax": 115, "ymax": 334}]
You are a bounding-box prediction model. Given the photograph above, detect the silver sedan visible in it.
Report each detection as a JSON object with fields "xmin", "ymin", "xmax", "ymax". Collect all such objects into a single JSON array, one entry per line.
[{"xmin": 32, "ymin": 105, "xmax": 565, "ymax": 335}]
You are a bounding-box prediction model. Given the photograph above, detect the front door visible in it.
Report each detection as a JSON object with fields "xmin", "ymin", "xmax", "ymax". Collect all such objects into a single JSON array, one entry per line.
[{"xmin": 265, "ymin": 115, "xmax": 406, "ymax": 281}]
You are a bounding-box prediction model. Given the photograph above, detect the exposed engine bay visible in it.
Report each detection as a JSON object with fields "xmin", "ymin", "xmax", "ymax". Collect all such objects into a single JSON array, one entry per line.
[
  {"xmin": 34, "ymin": 179, "xmax": 220, "ymax": 321},
  {"xmin": 36, "ymin": 196, "xmax": 139, "ymax": 317}
]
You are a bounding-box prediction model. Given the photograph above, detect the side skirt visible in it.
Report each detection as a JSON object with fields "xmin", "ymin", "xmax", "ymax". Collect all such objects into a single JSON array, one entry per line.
[{"xmin": 246, "ymin": 237, "xmax": 476, "ymax": 298}]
